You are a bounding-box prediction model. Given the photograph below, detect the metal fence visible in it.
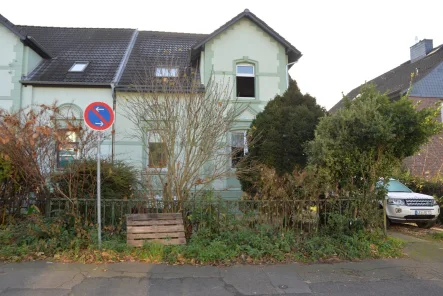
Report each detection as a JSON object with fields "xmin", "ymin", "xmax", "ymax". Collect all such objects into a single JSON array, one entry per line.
[
  {"xmin": 41, "ymin": 198, "xmax": 360, "ymax": 234},
  {"xmin": 0, "ymin": 197, "xmax": 49, "ymax": 224}
]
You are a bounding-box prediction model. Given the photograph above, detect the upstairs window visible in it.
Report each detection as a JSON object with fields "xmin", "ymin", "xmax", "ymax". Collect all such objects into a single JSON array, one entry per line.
[
  {"xmin": 236, "ymin": 64, "xmax": 255, "ymax": 98},
  {"xmin": 155, "ymin": 67, "xmax": 178, "ymax": 77},
  {"xmin": 69, "ymin": 62, "xmax": 89, "ymax": 72}
]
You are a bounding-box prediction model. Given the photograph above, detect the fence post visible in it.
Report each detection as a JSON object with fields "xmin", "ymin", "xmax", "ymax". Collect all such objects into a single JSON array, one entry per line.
[
  {"xmin": 283, "ymin": 200, "xmax": 286, "ymax": 231},
  {"xmin": 112, "ymin": 201, "xmax": 115, "ymax": 226},
  {"xmin": 217, "ymin": 198, "xmax": 220, "ymax": 229},
  {"xmin": 383, "ymin": 199, "xmax": 387, "ymax": 237},
  {"xmin": 46, "ymin": 199, "xmax": 51, "ymax": 218},
  {"xmin": 316, "ymin": 199, "xmax": 320, "ymax": 233},
  {"xmin": 85, "ymin": 202, "xmax": 88, "ymax": 224}
]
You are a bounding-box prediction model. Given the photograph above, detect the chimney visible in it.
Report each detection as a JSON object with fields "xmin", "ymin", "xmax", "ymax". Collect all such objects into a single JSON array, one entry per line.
[{"xmin": 410, "ymin": 39, "xmax": 433, "ymax": 63}]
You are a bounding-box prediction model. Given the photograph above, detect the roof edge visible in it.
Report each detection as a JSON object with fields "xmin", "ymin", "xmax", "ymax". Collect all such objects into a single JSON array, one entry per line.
[
  {"xmin": 329, "ymin": 46, "xmax": 443, "ymax": 113},
  {"xmin": 114, "ymin": 29, "xmax": 139, "ymax": 84},
  {"xmin": 114, "ymin": 85, "xmax": 206, "ymax": 93},
  {"xmin": 21, "ymin": 80, "xmax": 111, "ymax": 87},
  {"xmin": 0, "ymin": 13, "xmax": 25, "ymax": 39},
  {"xmin": 191, "ymin": 9, "xmax": 302, "ymax": 63},
  {"xmin": 23, "ymin": 36, "xmax": 52, "ymax": 58},
  {"xmin": 0, "ymin": 14, "xmax": 52, "ymax": 59}
]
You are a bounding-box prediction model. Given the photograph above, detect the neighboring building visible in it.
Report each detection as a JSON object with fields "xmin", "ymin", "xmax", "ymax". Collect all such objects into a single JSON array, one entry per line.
[
  {"xmin": 330, "ymin": 39, "xmax": 443, "ymax": 179},
  {"xmin": 0, "ymin": 9, "xmax": 301, "ymax": 197}
]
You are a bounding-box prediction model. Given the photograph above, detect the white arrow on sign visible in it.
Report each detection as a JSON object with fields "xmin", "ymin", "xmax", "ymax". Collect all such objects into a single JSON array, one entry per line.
[
  {"xmin": 95, "ymin": 121, "xmax": 104, "ymax": 126},
  {"xmin": 96, "ymin": 107, "xmax": 105, "ymax": 112}
]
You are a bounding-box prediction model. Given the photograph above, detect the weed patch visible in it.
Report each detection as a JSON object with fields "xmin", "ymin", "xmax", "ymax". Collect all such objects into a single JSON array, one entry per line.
[
  {"xmin": 0, "ymin": 213, "xmax": 403, "ymax": 265},
  {"xmin": 429, "ymin": 232, "xmax": 443, "ymax": 241},
  {"xmin": 300, "ymin": 231, "xmax": 403, "ymax": 262}
]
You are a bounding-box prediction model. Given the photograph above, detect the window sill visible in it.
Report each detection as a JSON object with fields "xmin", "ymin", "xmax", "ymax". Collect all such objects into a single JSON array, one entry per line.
[
  {"xmin": 236, "ymin": 97, "xmax": 256, "ymax": 100},
  {"xmin": 146, "ymin": 167, "xmax": 168, "ymax": 174},
  {"xmin": 229, "ymin": 167, "xmax": 239, "ymax": 176}
]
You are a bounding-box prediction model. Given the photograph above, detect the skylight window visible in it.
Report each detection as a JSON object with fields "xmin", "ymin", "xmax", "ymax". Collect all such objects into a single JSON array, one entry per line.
[
  {"xmin": 69, "ymin": 62, "xmax": 89, "ymax": 72},
  {"xmin": 155, "ymin": 67, "xmax": 178, "ymax": 77}
]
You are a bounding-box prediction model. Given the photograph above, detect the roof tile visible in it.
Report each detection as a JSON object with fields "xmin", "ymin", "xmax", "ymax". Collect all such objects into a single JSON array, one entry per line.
[
  {"xmin": 117, "ymin": 31, "xmax": 207, "ymax": 88},
  {"xmin": 17, "ymin": 26, "xmax": 135, "ymax": 85}
]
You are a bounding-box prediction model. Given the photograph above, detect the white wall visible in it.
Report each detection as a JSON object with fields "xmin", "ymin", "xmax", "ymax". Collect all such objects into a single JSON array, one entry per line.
[
  {"xmin": 24, "ymin": 86, "xmax": 113, "ymax": 109},
  {"xmin": 0, "ymin": 24, "xmax": 22, "ymax": 111},
  {"xmin": 0, "ymin": 25, "xmax": 17, "ymax": 66},
  {"xmin": 204, "ymin": 18, "xmax": 288, "ymax": 103},
  {"xmin": 24, "ymin": 86, "xmax": 114, "ymax": 156},
  {"xmin": 201, "ymin": 18, "xmax": 289, "ymax": 192}
]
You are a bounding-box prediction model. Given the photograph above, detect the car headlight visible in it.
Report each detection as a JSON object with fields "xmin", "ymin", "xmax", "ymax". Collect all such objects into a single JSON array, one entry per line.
[
  {"xmin": 387, "ymin": 199, "xmax": 405, "ymax": 205},
  {"xmin": 433, "ymin": 199, "xmax": 439, "ymax": 206}
]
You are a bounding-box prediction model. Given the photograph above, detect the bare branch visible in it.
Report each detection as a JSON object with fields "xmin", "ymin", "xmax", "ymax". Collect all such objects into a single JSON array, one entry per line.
[{"xmin": 119, "ymin": 56, "xmax": 249, "ymax": 200}]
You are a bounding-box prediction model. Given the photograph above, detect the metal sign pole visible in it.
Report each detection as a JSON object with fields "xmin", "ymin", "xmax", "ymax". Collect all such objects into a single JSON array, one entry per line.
[
  {"xmin": 83, "ymin": 101, "xmax": 114, "ymax": 250},
  {"xmin": 97, "ymin": 132, "xmax": 102, "ymax": 249}
]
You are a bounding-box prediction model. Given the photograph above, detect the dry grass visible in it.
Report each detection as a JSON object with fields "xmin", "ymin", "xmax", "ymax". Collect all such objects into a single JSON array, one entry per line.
[{"xmin": 389, "ymin": 223, "xmax": 443, "ymax": 241}]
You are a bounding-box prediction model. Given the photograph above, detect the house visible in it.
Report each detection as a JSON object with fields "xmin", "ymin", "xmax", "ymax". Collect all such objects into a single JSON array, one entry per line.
[
  {"xmin": 0, "ymin": 9, "xmax": 301, "ymax": 198},
  {"xmin": 0, "ymin": 13, "xmax": 134, "ymax": 160},
  {"xmin": 330, "ymin": 39, "xmax": 443, "ymax": 179}
]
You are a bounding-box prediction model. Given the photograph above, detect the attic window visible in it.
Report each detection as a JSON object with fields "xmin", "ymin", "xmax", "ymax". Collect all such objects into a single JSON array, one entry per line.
[
  {"xmin": 155, "ymin": 67, "xmax": 178, "ymax": 77},
  {"xmin": 69, "ymin": 62, "xmax": 89, "ymax": 72}
]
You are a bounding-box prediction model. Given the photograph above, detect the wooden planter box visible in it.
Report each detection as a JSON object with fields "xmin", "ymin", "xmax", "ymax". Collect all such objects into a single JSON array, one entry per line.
[{"xmin": 126, "ymin": 213, "xmax": 186, "ymax": 246}]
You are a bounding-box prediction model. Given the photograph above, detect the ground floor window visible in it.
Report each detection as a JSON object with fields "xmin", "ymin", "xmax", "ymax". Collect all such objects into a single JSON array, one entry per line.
[
  {"xmin": 231, "ymin": 131, "xmax": 248, "ymax": 168},
  {"xmin": 148, "ymin": 142, "xmax": 167, "ymax": 168},
  {"xmin": 57, "ymin": 131, "xmax": 79, "ymax": 168}
]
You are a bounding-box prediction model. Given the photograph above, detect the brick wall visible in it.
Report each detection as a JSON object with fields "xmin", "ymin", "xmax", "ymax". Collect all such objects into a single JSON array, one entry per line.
[{"xmin": 403, "ymin": 96, "xmax": 443, "ymax": 179}]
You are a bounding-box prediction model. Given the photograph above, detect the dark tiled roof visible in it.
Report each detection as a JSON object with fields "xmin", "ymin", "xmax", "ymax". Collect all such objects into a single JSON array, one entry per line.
[
  {"xmin": 16, "ymin": 26, "xmax": 136, "ymax": 85},
  {"xmin": 0, "ymin": 14, "xmax": 51, "ymax": 58},
  {"xmin": 3, "ymin": 9, "xmax": 300, "ymax": 88},
  {"xmin": 330, "ymin": 45, "xmax": 443, "ymax": 113},
  {"xmin": 117, "ymin": 31, "xmax": 207, "ymax": 89},
  {"xmin": 191, "ymin": 9, "xmax": 302, "ymax": 64}
]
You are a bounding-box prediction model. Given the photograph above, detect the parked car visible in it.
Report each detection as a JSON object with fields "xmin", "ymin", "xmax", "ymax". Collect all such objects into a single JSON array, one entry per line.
[{"xmin": 380, "ymin": 179, "xmax": 440, "ymax": 229}]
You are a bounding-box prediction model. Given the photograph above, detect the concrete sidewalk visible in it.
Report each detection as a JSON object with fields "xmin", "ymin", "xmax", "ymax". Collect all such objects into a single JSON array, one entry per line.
[{"xmin": 0, "ymin": 233, "xmax": 443, "ymax": 295}]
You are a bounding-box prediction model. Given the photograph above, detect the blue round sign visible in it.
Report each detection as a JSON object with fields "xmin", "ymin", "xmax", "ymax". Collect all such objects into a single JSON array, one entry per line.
[{"xmin": 84, "ymin": 102, "xmax": 115, "ymax": 131}]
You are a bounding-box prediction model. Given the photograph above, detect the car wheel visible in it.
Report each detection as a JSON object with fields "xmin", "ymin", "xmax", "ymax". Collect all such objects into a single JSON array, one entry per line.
[{"xmin": 416, "ymin": 221, "xmax": 435, "ymax": 229}]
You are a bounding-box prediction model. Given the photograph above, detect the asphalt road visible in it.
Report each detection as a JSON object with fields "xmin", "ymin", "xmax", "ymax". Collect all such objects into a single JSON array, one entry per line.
[{"xmin": 0, "ymin": 230, "xmax": 442, "ymax": 295}]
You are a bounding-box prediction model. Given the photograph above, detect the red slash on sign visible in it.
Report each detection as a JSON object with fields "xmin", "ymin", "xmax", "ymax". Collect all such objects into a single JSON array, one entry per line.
[{"xmin": 84, "ymin": 102, "xmax": 115, "ymax": 131}]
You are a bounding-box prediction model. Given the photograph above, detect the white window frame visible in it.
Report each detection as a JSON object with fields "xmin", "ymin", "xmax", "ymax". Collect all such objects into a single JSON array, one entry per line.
[
  {"xmin": 155, "ymin": 67, "xmax": 178, "ymax": 77},
  {"xmin": 236, "ymin": 64, "xmax": 255, "ymax": 99},
  {"xmin": 236, "ymin": 64, "xmax": 255, "ymax": 77},
  {"xmin": 231, "ymin": 131, "xmax": 248, "ymax": 168},
  {"xmin": 69, "ymin": 62, "xmax": 89, "ymax": 72}
]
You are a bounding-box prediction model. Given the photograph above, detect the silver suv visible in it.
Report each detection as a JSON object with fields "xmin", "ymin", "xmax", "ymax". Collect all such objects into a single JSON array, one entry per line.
[{"xmin": 382, "ymin": 179, "xmax": 440, "ymax": 229}]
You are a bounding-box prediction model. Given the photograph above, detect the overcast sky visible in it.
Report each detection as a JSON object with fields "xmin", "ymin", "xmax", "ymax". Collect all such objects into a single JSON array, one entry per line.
[{"xmin": 2, "ymin": 0, "xmax": 442, "ymax": 109}]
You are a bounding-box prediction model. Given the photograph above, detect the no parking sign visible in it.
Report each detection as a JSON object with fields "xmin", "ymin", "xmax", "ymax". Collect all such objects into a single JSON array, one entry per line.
[
  {"xmin": 84, "ymin": 102, "xmax": 114, "ymax": 131},
  {"xmin": 83, "ymin": 101, "xmax": 114, "ymax": 249}
]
